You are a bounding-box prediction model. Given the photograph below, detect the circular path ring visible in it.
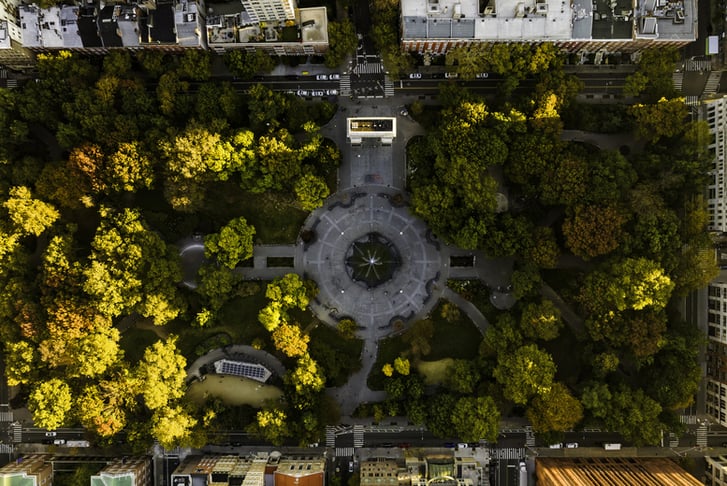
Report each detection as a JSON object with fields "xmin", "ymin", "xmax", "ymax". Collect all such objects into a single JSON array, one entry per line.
[{"xmin": 302, "ymin": 187, "xmax": 443, "ymax": 339}]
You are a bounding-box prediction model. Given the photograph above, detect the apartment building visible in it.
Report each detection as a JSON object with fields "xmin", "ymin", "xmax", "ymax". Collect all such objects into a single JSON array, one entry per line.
[
  {"xmin": 400, "ymin": 0, "xmax": 696, "ymax": 54},
  {"xmin": 90, "ymin": 457, "xmax": 152, "ymax": 486},
  {"xmin": 0, "ymin": 455, "xmax": 52, "ymax": 486}
]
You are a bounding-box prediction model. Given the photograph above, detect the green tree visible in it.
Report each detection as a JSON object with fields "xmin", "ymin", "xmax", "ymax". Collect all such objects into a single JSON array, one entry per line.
[
  {"xmin": 177, "ymin": 49, "xmax": 212, "ymax": 81},
  {"xmin": 520, "ymin": 299, "xmax": 563, "ymax": 341},
  {"xmin": 251, "ymin": 407, "xmax": 291, "ymax": 446},
  {"xmin": 444, "ymin": 359, "xmax": 479, "ymax": 394},
  {"xmin": 592, "ymin": 352, "xmax": 619, "ymax": 377},
  {"xmin": 65, "ymin": 326, "xmax": 121, "ymax": 378},
  {"xmin": 326, "ymin": 20, "xmax": 357, "ymax": 68},
  {"xmin": 151, "ymin": 405, "xmax": 198, "ymax": 449},
  {"xmin": 393, "ymin": 357, "xmax": 410, "ymax": 376},
  {"xmin": 562, "ymin": 205, "xmax": 627, "ymax": 260},
  {"xmin": 5, "ymin": 341, "xmax": 36, "ymax": 386},
  {"xmin": 629, "ymin": 98, "xmax": 688, "ymax": 143},
  {"xmin": 526, "ymin": 382, "xmax": 583, "ymax": 432},
  {"xmin": 425, "ymin": 393, "xmax": 457, "ymax": 438},
  {"xmin": 106, "ymin": 142, "xmax": 154, "ymax": 192},
  {"xmin": 265, "ymin": 274, "xmax": 315, "ymax": 312},
  {"xmin": 294, "ymin": 173, "xmax": 330, "ymax": 211},
  {"xmin": 272, "ymin": 322, "xmax": 310, "ymax": 357},
  {"xmin": 451, "ymin": 396, "xmax": 500, "ymax": 442},
  {"xmin": 28, "ymin": 378, "xmax": 72, "ymax": 430},
  {"xmin": 482, "ymin": 313, "xmax": 523, "ymax": 357},
  {"xmin": 523, "ymin": 226, "xmax": 559, "ymax": 268},
  {"xmin": 402, "ymin": 319, "xmax": 434, "ymax": 358},
  {"xmin": 3, "ymin": 186, "xmax": 59, "ymax": 236},
  {"xmin": 76, "ymin": 380, "xmax": 129, "ymax": 437},
  {"xmin": 224, "ymin": 50, "xmax": 276, "ymax": 80},
  {"xmin": 135, "ymin": 336, "xmax": 187, "ymax": 410},
  {"xmin": 539, "ymin": 154, "xmax": 588, "ymax": 206},
  {"xmin": 204, "ymin": 217, "xmax": 256, "ymax": 269},
  {"xmin": 493, "ymin": 344, "xmax": 556, "ymax": 405},
  {"xmin": 287, "ymin": 354, "xmax": 325, "ymax": 397}
]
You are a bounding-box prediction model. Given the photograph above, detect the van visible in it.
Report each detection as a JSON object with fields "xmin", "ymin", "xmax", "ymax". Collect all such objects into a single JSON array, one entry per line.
[{"xmin": 604, "ymin": 443, "xmax": 622, "ymax": 450}]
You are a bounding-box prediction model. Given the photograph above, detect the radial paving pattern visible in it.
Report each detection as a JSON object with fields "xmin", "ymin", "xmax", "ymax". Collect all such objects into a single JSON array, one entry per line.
[{"xmin": 303, "ymin": 189, "xmax": 443, "ymax": 335}]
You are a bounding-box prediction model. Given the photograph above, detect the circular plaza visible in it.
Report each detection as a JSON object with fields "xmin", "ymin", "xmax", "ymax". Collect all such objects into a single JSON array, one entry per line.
[{"xmin": 302, "ymin": 188, "xmax": 443, "ymax": 335}]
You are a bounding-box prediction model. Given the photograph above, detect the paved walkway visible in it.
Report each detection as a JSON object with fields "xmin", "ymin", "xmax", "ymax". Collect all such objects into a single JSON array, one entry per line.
[
  {"xmin": 540, "ymin": 283, "xmax": 587, "ymax": 339},
  {"xmin": 561, "ymin": 129, "xmax": 645, "ymax": 153},
  {"xmin": 441, "ymin": 287, "xmax": 490, "ymax": 335}
]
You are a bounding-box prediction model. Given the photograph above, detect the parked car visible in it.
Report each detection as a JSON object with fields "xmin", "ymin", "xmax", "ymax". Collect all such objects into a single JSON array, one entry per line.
[
  {"xmin": 443, "ymin": 442, "xmax": 456, "ymax": 448},
  {"xmin": 348, "ymin": 461, "xmax": 354, "ymax": 473},
  {"xmin": 326, "ymin": 89, "xmax": 338, "ymax": 96},
  {"xmin": 45, "ymin": 431, "xmax": 57, "ymax": 437},
  {"xmin": 53, "ymin": 439, "xmax": 66, "ymax": 445},
  {"xmin": 381, "ymin": 442, "xmax": 394, "ymax": 448},
  {"xmin": 475, "ymin": 72, "xmax": 489, "ymax": 78},
  {"xmin": 444, "ymin": 72, "xmax": 459, "ymax": 79},
  {"xmin": 548, "ymin": 443, "xmax": 563, "ymax": 449},
  {"xmin": 397, "ymin": 442, "xmax": 411, "ymax": 449},
  {"xmin": 312, "ymin": 90, "xmax": 325, "ymax": 97},
  {"xmin": 409, "ymin": 73, "xmax": 422, "ymax": 79},
  {"xmin": 296, "ymin": 89, "xmax": 310, "ymax": 97},
  {"xmin": 565, "ymin": 443, "xmax": 579, "ymax": 448},
  {"xmin": 330, "ymin": 73, "xmax": 341, "ymax": 80},
  {"xmin": 457, "ymin": 443, "xmax": 469, "ymax": 449},
  {"xmin": 316, "ymin": 74, "xmax": 329, "ymax": 80}
]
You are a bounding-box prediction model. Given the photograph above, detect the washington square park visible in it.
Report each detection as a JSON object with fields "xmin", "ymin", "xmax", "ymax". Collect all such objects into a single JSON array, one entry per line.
[{"xmin": 0, "ymin": 6, "xmax": 724, "ymax": 483}]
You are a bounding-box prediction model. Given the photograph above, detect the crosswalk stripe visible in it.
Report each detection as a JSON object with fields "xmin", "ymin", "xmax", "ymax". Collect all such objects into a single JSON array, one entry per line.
[
  {"xmin": 326, "ymin": 425, "xmax": 336, "ymax": 447},
  {"xmin": 685, "ymin": 59, "xmax": 711, "ymax": 71},
  {"xmin": 672, "ymin": 72, "xmax": 683, "ymax": 92},
  {"xmin": 353, "ymin": 425, "xmax": 364, "ymax": 448},
  {"xmin": 335, "ymin": 447, "xmax": 354, "ymax": 457},
  {"xmin": 697, "ymin": 424, "xmax": 708, "ymax": 447},
  {"xmin": 705, "ymin": 71, "xmax": 721, "ymax": 94},
  {"xmin": 11, "ymin": 423, "xmax": 21, "ymax": 443},
  {"xmin": 489, "ymin": 447, "xmax": 526, "ymax": 460},
  {"xmin": 353, "ymin": 63, "xmax": 383, "ymax": 75},
  {"xmin": 340, "ymin": 74, "xmax": 351, "ymax": 97}
]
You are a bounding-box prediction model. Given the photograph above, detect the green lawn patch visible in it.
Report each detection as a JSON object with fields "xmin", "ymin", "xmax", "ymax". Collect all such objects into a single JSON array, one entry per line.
[
  {"xmin": 368, "ymin": 300, "xmax": 483, "ymax": 389},
  {"xmin": 120, "ymin": 328, "xmax": 161, "ymax": 364},
  {"xmin": 187, "ymin": 374, "xmax": 283, "ymax": 407},
  {"xmin": 167, "ymin": 291, "xmax": 270, "ymax": 360},
  {"xmin": 417, "ymin": 358, "xmax": 455, "ymax": 385}
]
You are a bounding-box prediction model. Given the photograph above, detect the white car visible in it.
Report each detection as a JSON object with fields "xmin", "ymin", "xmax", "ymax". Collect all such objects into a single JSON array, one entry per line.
[
  {"xmin": 53, "ymin": 439, "xmax": 66, "ymax": 445},
  {"xmin": 330, "ymin": 73, "xmax": 341, "ymax": 80},
  {"xmin": 45, "ymin": 431, "xmax": 57, "ymax": 437},
  {"xmin": 316, "ymin": 74, "xmax": 328, "ymax": 80},
  {"xmin": 565, "ymin": 443, "xmax": 579, "ymax": 448},
  {"xmin": 444, "ymin": 72, "xmax": 459, "ymax": 79},
  {"xmin": 475, "ymin": 72, "xmax": 489, "ymax": 78},
  {"xmin": 326, "ymin": 89, "xmax": 338, "ymax": 96},
  {"xmin": 296, "ymin": 89, "xmax": 310, "ymax": 97},
  {"xmin": 409, "ymin": 73, "xmax": 422, "ymax": 79},
  {"xmin": 312, "ymin": 90, "xmax": 325, "ymax": 97},
  {"xmin": 549, "ymin": 443, "xmax": 563, "ymax": 449}
]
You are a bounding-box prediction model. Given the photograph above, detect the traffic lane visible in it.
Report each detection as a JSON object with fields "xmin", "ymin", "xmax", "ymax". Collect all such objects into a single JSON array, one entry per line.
[{"xmin": 23, "ymin": 427, "xmax": 87, "ymax": 443}]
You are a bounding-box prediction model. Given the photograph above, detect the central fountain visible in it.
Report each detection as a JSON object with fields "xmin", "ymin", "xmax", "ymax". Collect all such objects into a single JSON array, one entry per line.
[{"xmin": 345, "ymin": 232, "xmax": 401, "ymax": 289}]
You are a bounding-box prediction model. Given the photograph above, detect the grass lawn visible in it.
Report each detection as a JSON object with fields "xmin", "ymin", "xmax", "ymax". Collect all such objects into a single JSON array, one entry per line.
[
  {"xmin": 309, "ymin": 323, "xmax": 363, "ymax": 387},
  {"xmin": 368, "ymin": 300, "xmax": 483, "ymax": 389},
  {"xmin": 187, "ymin": 375, "xmax": 283, "ymax": 407},
  {"xmin": 542, "ymin": 326, "xmax": 587, "ymax": 388},
  {"xmin": 120, "ymin": 328, "xmax": 162, "ymax": 364},
  {"xmin": 417, "ymin": 358, "xmax": 455, "ymax": 385},
  {"xmin": 166, "ymin": 291, "xmax": 271, "ymax": 360}
]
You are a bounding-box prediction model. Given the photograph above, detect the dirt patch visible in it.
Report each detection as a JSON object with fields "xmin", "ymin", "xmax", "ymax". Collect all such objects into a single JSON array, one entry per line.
[{"xmin": 187, "ymin": 375, "xmax": 283, "ymax": 407}]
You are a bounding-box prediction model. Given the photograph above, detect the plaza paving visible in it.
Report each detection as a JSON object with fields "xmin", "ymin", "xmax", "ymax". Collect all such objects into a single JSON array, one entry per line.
[{"xmin": 301, "ymin": 188, "xmax": 442, "ymax": 338}]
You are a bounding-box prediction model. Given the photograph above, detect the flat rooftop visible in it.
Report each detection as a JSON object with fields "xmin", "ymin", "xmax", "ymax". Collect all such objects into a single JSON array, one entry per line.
[{"xmin": 536, "ymin": 457, "xmax": 702, "ymax": 486}]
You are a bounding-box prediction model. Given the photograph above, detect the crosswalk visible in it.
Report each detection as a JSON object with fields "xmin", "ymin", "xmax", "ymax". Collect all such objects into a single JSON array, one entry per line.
[
  {"xmin": 489, "ymin": 447, "xmax": 526, "ymax": 460},
  {"xmin": 697, "ymin": 423, "xmax": 708, "ymax": 447},
  {"xmin": 353, "ymin": 63, "xmax": 384, "ymax": 75},
  {"xmin": 685, "ymin": 59, "xmax": 711, "ymax": 71},
  {"xmin": 0, "ymin": 444, "xmax": 13, "ymax": 454},
  {"xmin": 524, "ymin": 427, "xmax": 535, "ymax": 447},
  {"xmin": 340, "ymin": 74, "xmax": 351, "ymax": 97},
  {"xmin": 335, "ymin": 447, "xmax": 355, "ymax": 457},
  {"xmin": 685, "ymin": 95, "xmax": 700, "ymax": 106},
  {"xmin": 0, "ymin": 412, "xmax": 13, "ymax": 422},
  {"xmin": 326, "ymin": 426, "xmax": 336, "ymax": 447},
  {"xmin": 10, "ymin": 423, "xmax": 21, "ymax": 443},
  {"xmin": 705, "ymin": 71, "xmax": 721, "ymax": 94},
  {"xmin": 672, "ymin": 72, "xmax": 684, "ymax": 92},
  {"xmin": 353, "ymin": 425, "xmax": 364, "ymax": 448},
  {"xmin": 384, "ymin": 78, "xmax": 395, "ymax": 97}
]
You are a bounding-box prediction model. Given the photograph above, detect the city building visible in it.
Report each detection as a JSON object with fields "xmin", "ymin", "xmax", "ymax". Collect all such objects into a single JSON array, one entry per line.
[
  {"xmin": 90, "ymin": 457, "xmax": 152, "ymax": 486},
  {"xmin": 707, "ymin": 455, "xmax": 727, "ymax": 485},
  {"xmin": 400, "ymin": 0, "xmax": 696, "ymax": 54},
  {"xmin": 536, "ymin": 457, "xmax": 701, "ymax": 485},
  {"xmin": 702, "ymin": 96, "xmax": 727, "ymax": 234},
  {"xmin": 0, "ymin": 0, "xmax": 35, "ymax": 69},
  {"xmin": 0, "ymin": 455, "xmax": 52, "ymax": 486},
  {"xmin": 171, "ymin": 454, "xmax": 325, "ymax": 486},
  {"xmin": 205, "ymin": 1, "xmax": 327, "ymax": 56},
  {"xmin": 240, "ymin": 0, "xmax": 295, "ymax": 23},
  {"xmin": 360, "ymin": 458, "xmax": 405, "ymax": 486}
]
